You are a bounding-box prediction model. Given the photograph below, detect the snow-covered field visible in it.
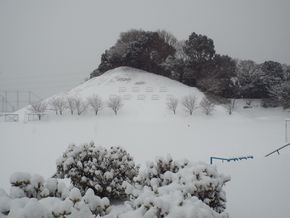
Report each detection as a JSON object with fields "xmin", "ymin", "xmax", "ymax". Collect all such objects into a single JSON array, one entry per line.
[{"xmin": 1, "ymin": 67, "xmax": 290, "ymax": 217}]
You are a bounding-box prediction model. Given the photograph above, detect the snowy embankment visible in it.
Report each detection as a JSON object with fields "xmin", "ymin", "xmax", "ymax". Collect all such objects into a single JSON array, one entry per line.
[
  {"xmin": 0, "ymin": 67, "xmax": 290, "ymax": 217},
  {"xmin": 220, "ymin": 154, "xmax": 290, "ymax": 218}
]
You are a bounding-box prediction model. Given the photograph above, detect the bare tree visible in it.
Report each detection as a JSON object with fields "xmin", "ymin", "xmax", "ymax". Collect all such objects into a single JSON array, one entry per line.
[
  {"xmin": 50, "ymin": 97, "xmax": 67, "ymax": 115},
  {"xmin": 75, "ymin": 97, "xmax": 88, "ymax": 115},
  {"xmin": 29, "ymin": 101, "xmax": 47, "ymax": 120},
  {"xmin": 67, "ymin": 96, "xmax": 77, "ymax": 115},
  {"xmin": 182, "ymin": 95, "xmax": 197, "ymax": 115},
  {"xmin": 107, "ymin": 96, "xmax": 123, "ymax": 115},
  {"xmin": 87, "ymin": 95, "xmax": 103, "ymax": 115},
  {"xmin": 200, "ymin": 97, "xmax": 215, "ymax": 115},
  {"xmin": 226, "ymin": 99, "xmax": 236, "ymax": 115},
  {"xmin": 167, "ymin": 97, "xmax": 178, "ymax": 114}
]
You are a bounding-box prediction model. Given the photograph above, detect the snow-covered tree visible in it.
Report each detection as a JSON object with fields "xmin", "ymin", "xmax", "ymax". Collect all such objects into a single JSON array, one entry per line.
[
  {"xmin": 74, "ymin": 97, "xmax": 87, "ymax": 115},
  {"xmin": 107, "ymin": 96, "xmax": 123, "ymax": 115},
  {"xmin": 200, "ymin": 97, "xmax": 215, "ymax": 115},
  {"xmin": 55, "ymin": 142, "xmax": 139, "ymax": 200},
  {"xmin": 67, "ymin": 96, "xmax": 77, "ymax": 115},
  {"xmin": 236, "ymin": 60, "xmax": 286, "ymax": 99},
  {"xmin": 29, "ymin": 101, "xmax": 47, "ymax": 120},
  {"xmin": 182, "ymin": 95, "xmax": 197, "ymax": 115},
  {"xmin": 87, "ymin": 95, "xmax": 103, "ymax": 115},
  {"xmin": 157, "ymin": 29, "xmax": 177, "ymax": 47},
  {"xmin": 268, "ymin": 81, "xmax": 290, "ymax": 109},
  {"xmin": 167, "ymin": 97, "xmax": 178, "ymax": 114},
  {"xmin": 225, "ymin": 99, "xmax": 236, "ymax": 115},
  {"xmin": 236, "ymin": 59, "xmax": 261, "ymax": 98},
  {"xmin": 50, "ymin": 97, "xmax": 67, "ymax": 115}
]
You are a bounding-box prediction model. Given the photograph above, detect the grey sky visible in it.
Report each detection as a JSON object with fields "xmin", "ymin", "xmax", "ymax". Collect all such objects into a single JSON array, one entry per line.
[{"xmin": 0, "ymin": 0, "xmax": 290, "ymax": 99}]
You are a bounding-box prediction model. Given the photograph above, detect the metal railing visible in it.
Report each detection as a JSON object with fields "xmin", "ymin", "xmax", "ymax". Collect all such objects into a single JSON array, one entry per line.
[
  {"xmin": 265, "ymin": 143, "xmax": 290, "ymax": 157},
  {"xmin": 210, "ymin": 155, "xmax": 254, "ymax": 165}
]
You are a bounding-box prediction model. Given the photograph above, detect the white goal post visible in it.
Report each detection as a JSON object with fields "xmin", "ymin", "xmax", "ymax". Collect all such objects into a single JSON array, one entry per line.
[{"xmin": 285, "ymin": 119, "xmax": 290, "ymax": 143}]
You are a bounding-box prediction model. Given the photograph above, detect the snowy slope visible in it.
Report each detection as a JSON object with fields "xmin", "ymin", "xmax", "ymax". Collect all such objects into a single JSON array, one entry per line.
[{"xmin": 1, "ymin": 67, "xmax": 290, "ymax": 217}]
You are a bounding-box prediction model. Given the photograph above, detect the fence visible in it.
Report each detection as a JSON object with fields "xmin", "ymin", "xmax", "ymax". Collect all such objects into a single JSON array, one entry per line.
[
  {"xmin": 210, "ymin": 155, "xmax": 254, "ymax": 164},
  {"xmin": 0, "ymin": 90, "xmax": 42, "ymax": 113},
  {"xmin": 27, "ymin": 113, "xmax": 48, "ymax": 121},
  {"xmin": 2, "ymin": 113, "xmax": 19, "ymax": 122}
]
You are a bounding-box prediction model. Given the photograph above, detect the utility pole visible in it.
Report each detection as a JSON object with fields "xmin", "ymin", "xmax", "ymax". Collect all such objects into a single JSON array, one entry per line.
[
  {"xmin": 1, "ymin": 95, "xmax": 4, "ymax": 112},
  {"xmin": 16, "ymin": 90, "xmax": 19, "ymax": 110},
  {"xmin": 28, "ymin": 91, "xmax": 32, "ymax": 104},
  {"xmin": 286, "ymin": 120, "xmax": 289, "ymax": 143}
]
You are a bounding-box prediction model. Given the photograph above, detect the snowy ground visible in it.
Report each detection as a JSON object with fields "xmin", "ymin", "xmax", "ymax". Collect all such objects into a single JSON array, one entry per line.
[{"xmin": 1, "ymin": 67, "xmax": 290, "ymax": 217}]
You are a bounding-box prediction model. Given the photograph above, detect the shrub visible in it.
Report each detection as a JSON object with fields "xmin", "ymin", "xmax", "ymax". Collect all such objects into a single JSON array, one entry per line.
[
  {"xmin": 9, "ymin": 172, "xmax": 69, "ymax": 200},
  {"xmin": 55, "ymin": 142, "xmax": 139, "ymax": 200},
  {"xmin": 1, "ymin": 173, "xmax": 111, "ymax": 217},
  {"xmin": 126, "ymin": 156, "xmax": 230, "ymax": 214}
]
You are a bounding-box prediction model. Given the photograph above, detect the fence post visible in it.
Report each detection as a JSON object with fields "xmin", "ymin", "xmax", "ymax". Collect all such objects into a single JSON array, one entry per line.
[
  {"xmin": 286, "ymin": 120, "xmax": 288, "ymax": 143},
  {"xmin": 5, "ymin": 91, "xmax": 7, "ymax": 112},
  {"xmin": 1, "ymin": 94, "xmax": 4, "ymax": 112},
  {"xmin": 16, "ymin": 90, "xmax": 19, "ymax": 110}
]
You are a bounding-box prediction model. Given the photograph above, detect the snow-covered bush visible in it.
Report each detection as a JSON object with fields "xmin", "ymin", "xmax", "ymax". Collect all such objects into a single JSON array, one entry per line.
[
  {"xmin": 126, "ymin": 157, "xmax": 230, "ymax": 214},
  {"xmin": 0, "ymin": 156, "xmax": 230, "ymax": 218},
  {"xmin": 1, "ymin": 174, "xmax": 111, "ymax": 217},
  {"xmin": 120, "ymin": 187, "xmax": 229, "ymax": 218},
  {"xmin": 55, "ymin": 142, "xmax": 139, "ymax": 200},
  {"xmin": 133, "ymin": 155, "xmax": 188, "ymax": 189},
  {"xmin": 9, "ymin": 173, "xmax": 69, "ymax": 200}
]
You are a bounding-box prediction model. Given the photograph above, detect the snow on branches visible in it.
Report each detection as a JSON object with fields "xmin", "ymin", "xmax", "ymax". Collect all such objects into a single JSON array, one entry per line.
[{"xmin": 55, "ymin": 142, "xmax": 139, "ymax": 200}]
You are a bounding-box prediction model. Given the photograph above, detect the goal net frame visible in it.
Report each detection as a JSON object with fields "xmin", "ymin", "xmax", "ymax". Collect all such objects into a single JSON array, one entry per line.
[{"xmin": 285, "ymin": 119, "xmax": 290, "ymax": 143}]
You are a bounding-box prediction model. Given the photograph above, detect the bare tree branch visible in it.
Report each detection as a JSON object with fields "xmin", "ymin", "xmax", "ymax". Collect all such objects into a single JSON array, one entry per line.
[
  {"xmin": 87, "ymin": 95, "xmax": 103, "ymax": 115},
  {"xmin": 167, "ymin": 97, "xmax": 178, "ymax": 114},
  {"xmin": 107, "ymin": 96, "xmax": 123, "ymax": 115},
  {"xmin": 182, "ymin": 95, "xmax": 197, "ymax": 115}
]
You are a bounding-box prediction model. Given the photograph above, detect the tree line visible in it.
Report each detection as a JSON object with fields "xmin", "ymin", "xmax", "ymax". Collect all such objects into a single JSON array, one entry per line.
[
  {"xmin": 29, "ymin": 95, "xmax": 123, "ymax": 120},
  {"xmin": 90, "ymin": 29, "xmax": 290, "ymax": 108}
]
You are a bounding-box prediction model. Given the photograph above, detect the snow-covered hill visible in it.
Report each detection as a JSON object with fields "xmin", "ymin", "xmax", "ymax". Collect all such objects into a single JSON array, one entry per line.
[{"xmin": 1, "ymin": 67, "xmax": 290, "ymax": 217}]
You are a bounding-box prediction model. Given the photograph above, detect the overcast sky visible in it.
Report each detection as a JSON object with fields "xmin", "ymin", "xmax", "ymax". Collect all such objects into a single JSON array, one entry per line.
[{"xmin": 0, "ymin": 0, "xmax": 290, "ymax": 99}]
